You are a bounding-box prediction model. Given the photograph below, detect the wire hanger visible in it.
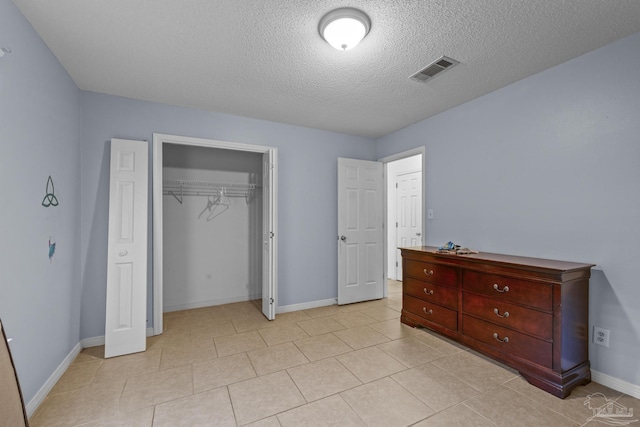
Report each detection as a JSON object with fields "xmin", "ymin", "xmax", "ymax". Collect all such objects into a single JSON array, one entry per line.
[
  {"xmin": 206, "ymin": 195, "xmax": 229, "ymax": 221},
  {"xmin": 196, "ymin": 194, "xmax": 229, "ymax": 221},
  {"xmin": 198, "ymin": 195, "xmax": 216, "ymax": 220}
]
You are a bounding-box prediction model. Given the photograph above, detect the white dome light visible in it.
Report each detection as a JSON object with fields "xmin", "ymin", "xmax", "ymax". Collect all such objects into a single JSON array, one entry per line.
[{"xmin": 319, "ymin": 8, "xmax": 371, "ymax": 51}]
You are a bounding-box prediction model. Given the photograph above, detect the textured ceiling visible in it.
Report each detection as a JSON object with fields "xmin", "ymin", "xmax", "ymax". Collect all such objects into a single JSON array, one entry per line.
[{"xmin": 12, "ymin": 0, "xmax": 640, "ymax": 138}]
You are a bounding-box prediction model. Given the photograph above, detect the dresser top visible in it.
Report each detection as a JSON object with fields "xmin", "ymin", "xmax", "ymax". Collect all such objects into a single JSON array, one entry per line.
[{"xmin": 401, "ymin": 246, "xmax": 595, "ymax": 273}]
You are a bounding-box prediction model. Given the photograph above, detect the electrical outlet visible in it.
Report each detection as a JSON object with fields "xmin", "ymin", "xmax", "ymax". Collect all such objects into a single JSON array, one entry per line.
[{"xmin": 593, "ymin": 326, "xmax": 610, "ymax": 348}]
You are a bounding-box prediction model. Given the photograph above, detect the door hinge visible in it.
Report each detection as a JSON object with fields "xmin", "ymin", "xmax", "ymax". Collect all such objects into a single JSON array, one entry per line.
[
  {"xmin": 396, "ymin": 261, "xmax": 398, "ymax": 267},
  {"xmin": 270, "ymin": 231, "xmax": 274, "ymax": 238},
  {"xmin": 270, "ymin": 298, "xmax": 274, "ymax": 304},
  {"xmin": 396, "ymin": 183, "xmax": 398, "ymax": 188},
  {"xmin": 396, "ymin": 222, "xmax": 398, "ymax": 228}
]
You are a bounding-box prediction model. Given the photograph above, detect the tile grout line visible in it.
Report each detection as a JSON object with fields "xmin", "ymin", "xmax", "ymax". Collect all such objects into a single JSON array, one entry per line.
[
  {"xmin": 459, "ymin": 401, "xmax": 499, "ymax": 427},
  {"xmin": 221, "ymin": 385, "xmax": 239, "ymax": 427}
]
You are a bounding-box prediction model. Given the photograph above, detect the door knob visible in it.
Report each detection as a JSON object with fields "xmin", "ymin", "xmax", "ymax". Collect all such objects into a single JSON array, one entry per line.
[
  {"xmin": 119, "ymin": 250, "xmax": 128, "ymax": 257},
  {"xmin": 340, "ymin": 235, "xmax": 347, "ymax": 242},
  {"xmin": 416, "ymin": 233, "xmax": 421, "ymax": 236}
]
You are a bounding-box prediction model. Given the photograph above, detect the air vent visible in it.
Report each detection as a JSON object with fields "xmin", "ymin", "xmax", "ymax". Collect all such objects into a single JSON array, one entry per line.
[{"xmin": 410, "ymin": 56, "xmax": 459, "ymax": 82}]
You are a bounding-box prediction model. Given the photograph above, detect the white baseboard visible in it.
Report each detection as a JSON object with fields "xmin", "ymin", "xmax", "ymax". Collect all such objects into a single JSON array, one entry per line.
[
  {"xmin": 80, "ymin": 335, "xmax": 105, "ymax": 348},
  {"xmin": 592, "ymin": 370, "xmax": 640, "ymax": 399},
  {"xmin": 26, "ymin": 342, "xmax": 82, "ymax": 417},
  {"xmin": 163, "ymin": 294, "xmax": 262, "ymax": 313},
  {"xmin": 277, "ymin": 298, "xmax": 337, "ymax": 313}
]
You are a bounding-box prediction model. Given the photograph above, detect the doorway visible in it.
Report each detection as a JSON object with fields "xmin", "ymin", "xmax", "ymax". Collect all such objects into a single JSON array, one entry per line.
[
  {"xmin": 382, "ymin": 149, "xmax": 424, "ymax": 284},
  {"xmin": 152, "ymin": 134, "xmax": 278, "ymax": 335}
]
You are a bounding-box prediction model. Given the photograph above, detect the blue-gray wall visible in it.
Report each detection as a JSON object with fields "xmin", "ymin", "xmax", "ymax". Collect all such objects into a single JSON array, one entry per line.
[
  {"xmin": 79, "ymin": 92, "xmax": 377, "ymax": 339},
  {"xmin": 376, "ymin": 32, "xmax": 640, "ymax": 388},
  {"xmin": 0, "ymin": 0, "xmax": 82, "ymax": 404}
]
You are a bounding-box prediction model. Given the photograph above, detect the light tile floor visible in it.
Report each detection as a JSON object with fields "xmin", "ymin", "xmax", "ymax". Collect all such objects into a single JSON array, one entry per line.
[{"xmin": 30, "ymin": 281, "xmax": 639, "ymax": 426}]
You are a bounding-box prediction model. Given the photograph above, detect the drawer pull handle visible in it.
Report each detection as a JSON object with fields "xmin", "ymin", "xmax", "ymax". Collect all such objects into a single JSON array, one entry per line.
[
  {"xmin": 493, "ymin": 308, "xmax": 509, "ymax": 318},
  {"xmin": 422, "ymin": 307, "xmax": 433, "ymax": 315},
  {"xmin": 493, "ymin": 284, "xmax": 509, "ymax": 293},
  {"xmin": 493, "ymin": 333, "xmax": 509, "ymax": 343},
  {"xmin": 423, "ymin": 288, "xmax": 434, "ymax": 295},
  {"xmin": 423, "ymin": 269, "xmax": 434, "ymax": 276}
]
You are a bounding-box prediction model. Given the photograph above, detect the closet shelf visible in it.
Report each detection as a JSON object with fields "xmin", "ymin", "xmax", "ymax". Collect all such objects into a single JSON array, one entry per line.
[{"xmin": 163, "ymin": 179, "xmax": 259, "ymax": 204}]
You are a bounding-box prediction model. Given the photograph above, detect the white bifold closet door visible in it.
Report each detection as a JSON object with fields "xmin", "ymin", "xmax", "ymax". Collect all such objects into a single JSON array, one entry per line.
[
  {"xmin": 262, "ymin": 149, "xmax": 277, "ymax": 320},
  {"xmin": 105, "ymin": 139, "xmax": 148, "ymax": 358}
]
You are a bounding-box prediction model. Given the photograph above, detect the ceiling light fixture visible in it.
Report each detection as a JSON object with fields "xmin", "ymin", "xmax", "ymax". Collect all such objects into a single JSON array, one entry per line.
[{"xmin": 319, "ymin": 8, "xmax": 371, "ymax": 51}]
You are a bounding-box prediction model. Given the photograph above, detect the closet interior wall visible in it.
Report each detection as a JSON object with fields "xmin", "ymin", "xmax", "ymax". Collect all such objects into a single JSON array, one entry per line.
[{"xmin": 162, "ymin": 143, "xmax": 263, "ymax": 312}]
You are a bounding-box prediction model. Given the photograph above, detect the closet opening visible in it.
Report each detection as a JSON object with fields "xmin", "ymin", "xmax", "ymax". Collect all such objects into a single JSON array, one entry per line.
[{"xmin": 152, "ymin": 134, "xmax": 277, "ymax": 335}]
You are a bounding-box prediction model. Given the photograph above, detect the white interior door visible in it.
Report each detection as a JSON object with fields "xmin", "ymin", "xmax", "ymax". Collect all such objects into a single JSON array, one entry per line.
[
  {"xmin": 105, "ymin": 139, "xmax": 148, "ymax": 358},
  {"xmin": 338, "ymin": 158, "xmax": 384, "ymax": 305},
  {"xmin": 396, "ymin": 170, "xmax": 422, "ymax": 279},
  {"xmin": 262, "ymin": 149, "xmax": 277, "ymax": 320}
]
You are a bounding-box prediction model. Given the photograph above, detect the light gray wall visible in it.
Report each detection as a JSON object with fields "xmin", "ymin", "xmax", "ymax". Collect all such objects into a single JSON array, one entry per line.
[
  {"xmin": 0, "ymin": 0, "xmax": 82, "ymax": 404},
  {"xmin": 376, "ymin": 32, "xmax": 640, "ymax": 388},
  {"xmin": 79, "ymin": 92, "xmax": 377, "ymax": 339},
  {"xmin": 162, "ymin": 145, "xmax": 263, "ymax": 311}
]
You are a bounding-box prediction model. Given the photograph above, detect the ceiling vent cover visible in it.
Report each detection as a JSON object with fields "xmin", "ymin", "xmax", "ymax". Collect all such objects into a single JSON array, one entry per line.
[{"xmin": 410, "ymin": 56, "xmax": 459, "ymax": 82}]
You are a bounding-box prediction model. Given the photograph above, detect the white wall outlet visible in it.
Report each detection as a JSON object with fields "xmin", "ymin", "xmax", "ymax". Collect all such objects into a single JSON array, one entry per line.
[
  {"xmin": 593, "ymin": 326, "xmax": 610, "ymax": 348},
  {"xmin": 427, "ymin": 209, "xmax": 434, "ymax": 220}
]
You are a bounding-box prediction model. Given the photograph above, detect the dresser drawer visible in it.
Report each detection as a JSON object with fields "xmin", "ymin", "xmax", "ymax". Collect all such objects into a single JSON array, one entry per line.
[
  {"xmin": 462, "ymin": 270, "xmax": 552, "ymax": 311},
  {"xmin": 404, "ymin": 277, "xmax": 458, "ymax": 309},
  {"xmin": 404, "ymin": 260, "xmax": 458, "ymax": 287},
  {"xmin": 462, "ymin": 293, "xmax": 552, "ymax": 340},
  {"xmin": 462, "ymin": 315, "xmax": 552, "ymax": 367},
  {"xmin": 403, "ymin": 295, "xmax": 458, "ymax": 331}
]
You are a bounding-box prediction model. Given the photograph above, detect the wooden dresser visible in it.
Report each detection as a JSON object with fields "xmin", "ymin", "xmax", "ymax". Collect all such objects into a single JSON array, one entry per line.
[{"xmin": 400, "ymin": 246, "xmax": 594, "ymax": 398}]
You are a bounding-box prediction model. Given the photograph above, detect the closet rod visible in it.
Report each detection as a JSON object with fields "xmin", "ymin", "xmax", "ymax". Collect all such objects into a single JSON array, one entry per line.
[{"xmin": 163, "ymin": 179, "xmax": 260, "ymax": 204}]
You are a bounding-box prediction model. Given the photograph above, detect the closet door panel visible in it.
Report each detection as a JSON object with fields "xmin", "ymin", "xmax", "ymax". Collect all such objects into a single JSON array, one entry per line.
[
  {"xmin": 105, "ymin": 138, "xmax": 148, "ymax": 358},
  {"xmin": 262, "ymin": 148, "xmax": 277, "ymax": 320}
]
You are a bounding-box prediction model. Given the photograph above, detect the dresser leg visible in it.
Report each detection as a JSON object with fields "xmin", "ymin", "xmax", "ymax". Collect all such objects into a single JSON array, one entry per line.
[{"xmin": 519, "ymin": 361, "xmax": 591, "ymax": 399}]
